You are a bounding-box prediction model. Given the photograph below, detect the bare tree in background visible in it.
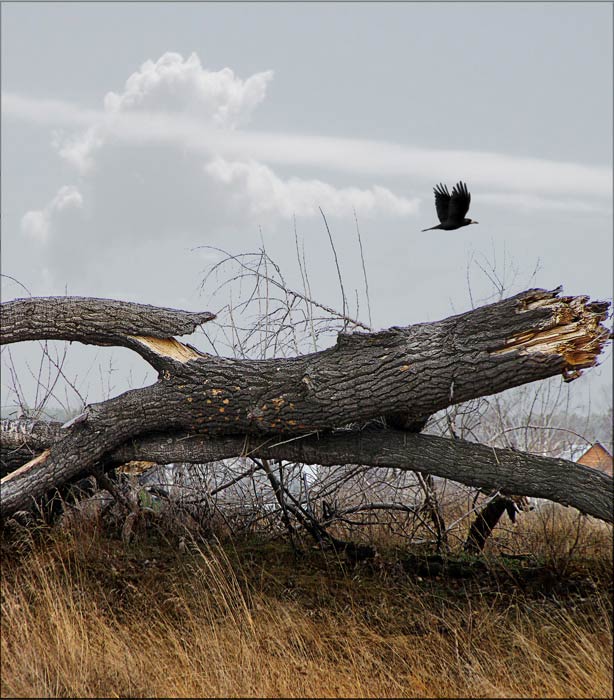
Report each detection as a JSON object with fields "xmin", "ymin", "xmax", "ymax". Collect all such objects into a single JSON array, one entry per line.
[{"xmin": 1, "ymin": 224, "xmax": 612, "ymax": 559}]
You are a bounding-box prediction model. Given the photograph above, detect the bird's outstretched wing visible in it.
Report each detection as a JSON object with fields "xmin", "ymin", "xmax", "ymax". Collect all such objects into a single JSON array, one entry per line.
[
  {"xmin": 447, "ymin": 181, "xmax": 471, "ymax": 224},
  {"xmin": 433, "ymin": 183, "xmax": 451, "ymax": 224}
]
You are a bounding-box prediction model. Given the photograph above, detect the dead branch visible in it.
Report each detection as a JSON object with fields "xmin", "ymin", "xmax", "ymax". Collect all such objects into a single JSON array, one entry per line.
[
  {"xmin": 2, "ymin": 420, "xmax": 612, "ymax": 523},
  {"xmin": 1, "ymin": 288, "xmax": 610, "ymax": 521}
]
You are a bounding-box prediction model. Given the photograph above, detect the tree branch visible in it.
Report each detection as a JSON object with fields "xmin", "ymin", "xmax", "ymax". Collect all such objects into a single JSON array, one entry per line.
[
  {"xmin": 1, "ymin": 296, "xmax": 215, "ymax": 367},
  {"xmin": 1, "ymin": 288, "xmax": 610, "ymax": 521},
  {"xmin": 2, "ymin": 420, "xmax": 612, "ymax": 523}
]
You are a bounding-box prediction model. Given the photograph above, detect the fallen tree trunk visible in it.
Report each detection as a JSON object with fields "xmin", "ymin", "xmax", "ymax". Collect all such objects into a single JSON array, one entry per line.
[
  {"xmin": 1, "ymin": 288, "xmax": 611, "ymax": 520},
  {"xmin": 2, "ymin": 419, "xmax": 612, "ymax": 523}
]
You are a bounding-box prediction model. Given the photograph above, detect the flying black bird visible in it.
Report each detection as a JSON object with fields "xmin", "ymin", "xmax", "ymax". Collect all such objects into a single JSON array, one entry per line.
[{"xmin": 421, "ymin": 181, "xmax": 479, "ymax": 232}]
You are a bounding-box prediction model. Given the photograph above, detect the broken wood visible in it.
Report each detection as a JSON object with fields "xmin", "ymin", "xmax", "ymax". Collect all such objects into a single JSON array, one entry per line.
[
  {"xmin": 464, "ymin": 495, "xmax": 528, "ymax": 553},
  {"xmin": 1, "ymin": 288, "xmax": 611, "ymax": 521}
]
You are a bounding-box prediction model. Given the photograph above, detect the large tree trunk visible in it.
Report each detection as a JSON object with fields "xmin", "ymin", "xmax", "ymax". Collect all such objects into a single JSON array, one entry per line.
[{"xmin": 1, "ymin": 288, "xmax": 611, "ymax": 521}]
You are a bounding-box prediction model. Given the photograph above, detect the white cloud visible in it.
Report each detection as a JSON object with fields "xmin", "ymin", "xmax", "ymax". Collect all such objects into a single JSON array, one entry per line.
[
  {"xmin": 53, "ymin": 185, "xmax": 84, "ymax": 211},
  {"xmin": 5, "ymin": 50, "xmax": 610, "ymax": 299},
  {"xmin": 205, "ymin": 158, "xmax": 419, "ymax": 218},
  {"xmin": 4, "ymin": 87, "xmax": 611, "ymax": 206},
  {"xmin": 21, "ymin": 210, "xmax": 50, "ymax": 242},
  {"xmin": 8, "ymin": 51, "xmax": 418, "ymax": 248},
  {"xmin": 55, "ymin": 52, "xmax": 272, "ymax": 174},
  {"xmin": 21, "ymin": 185, "xmax": 83, "ymax": 242},
  {"xmin": 52, "ymin": 126, "xmax": 105, "ymax": 175},
  {"xmin": 2, "ymin": 93, "xmax": 99, "ymax": 127},
  {"xmin": 103, "ymin": 52, "xmax": 272, "ymax": 129}
]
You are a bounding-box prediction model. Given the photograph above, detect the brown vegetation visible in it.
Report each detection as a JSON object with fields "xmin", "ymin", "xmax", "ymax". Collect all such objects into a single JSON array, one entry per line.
[
  {"xmin": 2, "ymin": 505, "xmax": 612, "ymax": 699},
  {"xmin": 2, "ymin": 246, "xmax": 611, "ymax": 698}
]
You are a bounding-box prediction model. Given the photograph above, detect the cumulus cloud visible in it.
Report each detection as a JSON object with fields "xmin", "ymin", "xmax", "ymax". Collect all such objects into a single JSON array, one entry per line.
[
  {"xmin": 205, "ymin": 158, "xmax": 418, "ymax": 218},
  {"xmin": 9, "ymin": 52, "xmax": 414, "ymax": 233},
  {"xmin": 5, "ymin": 50, "xmax": 610, "ymax": 299},
  {"xmin": 52, "ymin": 126, "xmax": 105, "ymax": 175},
  {"xmin": 103, "ymin": 52, "xmax": 272, "ymax": 128},
  {"xmin": 49, "ymin": 52, "xmax": 273, "ymax": 174},
  {"xmin": 21, "ymin": 186, "xmax": 83, "ymax": 242}
]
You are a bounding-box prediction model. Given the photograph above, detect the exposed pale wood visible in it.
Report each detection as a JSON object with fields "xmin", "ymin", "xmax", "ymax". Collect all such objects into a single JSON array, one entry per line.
[
  {"xmin": 129, "ymin": 336, "xmax": 203, "ymax": 362},
  {"xmin": 0, "ymin": 288, "xmax": 610, "ymax": 521}
]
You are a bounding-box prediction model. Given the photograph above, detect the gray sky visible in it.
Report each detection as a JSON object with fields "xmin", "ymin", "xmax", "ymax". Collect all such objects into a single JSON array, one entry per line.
[{"xmin": 2, "ymin": 1, "xmax": 612, "ymax": 415}]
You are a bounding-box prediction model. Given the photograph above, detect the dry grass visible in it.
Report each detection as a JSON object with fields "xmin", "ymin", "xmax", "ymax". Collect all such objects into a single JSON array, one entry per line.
[{"xmin": 1, "ymin": 508, "xmax": 612, "ymax": 698}]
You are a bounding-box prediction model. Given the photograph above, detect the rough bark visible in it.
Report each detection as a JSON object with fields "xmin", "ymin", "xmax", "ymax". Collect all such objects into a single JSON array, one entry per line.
[
  {"xmin": 2, "ymin": 420, "xmax": 612, "ymax": 523},
  {"xmin": 1, "ymin": 419, "xmax": 63, "ymax": 476},
  {"xmin": 1, "ymin": 296, "xmax": 215, "ymax": 345},
  {"xmin": 1, "ymin": 289, "xmax": 611, "ymax": 521}
]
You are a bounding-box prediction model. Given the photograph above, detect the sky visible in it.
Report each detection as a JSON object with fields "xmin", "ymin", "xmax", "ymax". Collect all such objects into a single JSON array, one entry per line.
[{"xmin": 1, "ymin": 1, "xmax": 612, "ymax": 416}]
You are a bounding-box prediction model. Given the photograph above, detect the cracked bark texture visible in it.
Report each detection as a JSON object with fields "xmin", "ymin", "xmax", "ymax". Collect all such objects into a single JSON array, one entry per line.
[
  {"xmin": 1, "ymin": 288, "xmax": 611, "ymax": 520},
  {"xmin": 1, "ymin": 296, "xmax": 215, "ymax": 345}
]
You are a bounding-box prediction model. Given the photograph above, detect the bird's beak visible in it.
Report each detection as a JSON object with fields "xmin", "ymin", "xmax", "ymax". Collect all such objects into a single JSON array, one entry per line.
[{"xmin": 472, "ymin": 220, "xmax": 479, "ymax": 224}]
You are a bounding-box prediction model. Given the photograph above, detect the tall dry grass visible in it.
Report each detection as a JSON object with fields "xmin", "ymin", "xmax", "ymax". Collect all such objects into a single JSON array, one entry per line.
[{"xmin": 1, "ymin": 507, "xmax": 612, "ymax": 698}]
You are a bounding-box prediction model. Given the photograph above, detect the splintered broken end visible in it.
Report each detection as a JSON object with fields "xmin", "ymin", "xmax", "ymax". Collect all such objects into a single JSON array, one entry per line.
[
  {"xmin": 130, "ymin": 335, "xmax": 202, "ymax": 363},
  {"xmin": 562, "ymin": 367, "xmax": 582, "ymax": 383}
]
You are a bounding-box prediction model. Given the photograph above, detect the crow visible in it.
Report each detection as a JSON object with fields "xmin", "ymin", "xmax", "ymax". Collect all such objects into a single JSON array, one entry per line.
[{"xmin": 422, "ymin": 181, "xmax": 479, "ymax": 232}]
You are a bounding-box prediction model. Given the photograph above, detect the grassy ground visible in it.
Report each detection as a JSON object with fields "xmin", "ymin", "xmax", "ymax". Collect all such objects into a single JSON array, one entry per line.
[{"xmin": 1, "ymin": 506, "xmax": 612, "ymax": 698}]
